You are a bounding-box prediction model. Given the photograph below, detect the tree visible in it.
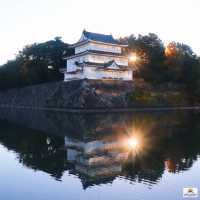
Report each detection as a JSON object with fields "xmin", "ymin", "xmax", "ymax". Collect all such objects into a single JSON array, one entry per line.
[
  {"xmin": 0, "ymin": 38, "xmax": 74, "ymax": 90},
  {"xmin": 18, "ymin": 38, "xmax": 74, "ymax": 83},
  {"xmin": 164, "ymin": 42, "xmax": 199, "ymax": 82},
  {"xmin": 164, "ymin": 42, "xmax": 200, "ymax": 99},
  {"xmin": 124, "ymin": 33, "xmax": 166, "ymax": 83}
]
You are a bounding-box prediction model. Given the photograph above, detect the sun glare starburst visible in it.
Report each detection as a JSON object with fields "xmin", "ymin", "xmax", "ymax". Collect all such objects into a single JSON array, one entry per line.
[
  {"xmin": 127, "ymin": 137, "xmax": 139, "ymax": 149},
  {"xmin": 129, "ymin": 54, "xmax": 138, "ymax": 62}
]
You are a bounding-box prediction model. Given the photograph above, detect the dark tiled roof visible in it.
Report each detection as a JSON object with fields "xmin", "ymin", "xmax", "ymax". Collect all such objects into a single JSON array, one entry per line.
[
  {"xmin": 97, "ymin": 60, "xmax": 128, "ymax": 70},
  {"xmin": 104, "ymin": 60, "xmax": 116, "ymax": 67},
  {"xmin": 83, "ymin": 30, "xmax": 121, "ymax": 45},
  {"xmin": 75, "ymin": 60, "xmax": 128, "ymax": 70}
]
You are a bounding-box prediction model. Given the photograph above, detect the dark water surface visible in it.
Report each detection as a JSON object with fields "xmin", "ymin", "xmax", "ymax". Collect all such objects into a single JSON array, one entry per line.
[{"xmin": 0, "ymin": 109, "xmax": 200, "ymax": 200}]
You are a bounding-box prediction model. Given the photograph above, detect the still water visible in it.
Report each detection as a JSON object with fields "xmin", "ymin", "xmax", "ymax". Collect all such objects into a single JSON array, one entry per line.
[{"xmin": 0, "ymin": 109, "xmax": 200, "ymax": 200}]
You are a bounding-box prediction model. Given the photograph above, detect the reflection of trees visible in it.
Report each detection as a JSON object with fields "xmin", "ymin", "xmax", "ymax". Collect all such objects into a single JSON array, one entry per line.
[
  {"xmin": 0, "ymin": 110, "xmax": 200, "ymax": 188},
  {"xmin": 62, "ymin": 111, "xmax": 200, "ymax": 188},
  {"xmin": 122, "ymin": 112, "xmax": 200, "ymax": 183},
  {"xmin": 0, "ymin": 121, "xmax": 65, "ymax": 180},
  {"xmin": 123, "ymin": 153, "xmax": 165, "ymax": 185},
  {"xmin": 75, "ymin": 173, "xmax": 116, "ymax": 190},
  {"xmin": 162, "ymin": 112, "xmax": 200, "ymax": 173}
]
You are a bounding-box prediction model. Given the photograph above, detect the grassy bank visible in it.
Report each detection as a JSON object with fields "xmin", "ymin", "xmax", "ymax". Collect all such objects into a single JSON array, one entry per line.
[{"xmin": 127, "ymin": 78, "xmax": 197, "ymax": 107}]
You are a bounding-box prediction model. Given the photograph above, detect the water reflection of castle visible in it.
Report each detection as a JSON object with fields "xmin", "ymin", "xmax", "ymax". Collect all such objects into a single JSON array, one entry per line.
[
  {"xmin": 0, "ymin": 110, "xmax": 200, "ymax": 189},
  {"xmin": 65, "ymin": 136, "xmax": 129, "ymax": 178},
  {"xmin": 63, "ymin": 134, "xmax": 196, "ymax": 189}
]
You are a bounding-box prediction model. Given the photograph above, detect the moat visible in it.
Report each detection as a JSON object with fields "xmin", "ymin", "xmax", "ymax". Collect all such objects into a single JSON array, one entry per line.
[{"xmin": 0, "ymin": 109, "xmax": 200, "ymax": 200}]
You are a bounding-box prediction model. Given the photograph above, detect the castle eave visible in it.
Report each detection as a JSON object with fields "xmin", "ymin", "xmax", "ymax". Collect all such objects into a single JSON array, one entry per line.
[
  {"xmin": 71, "ymin": 39, "xmax": 128, "ymax": 48},
  {"xmin": 64, "ymin": 50, "xmax": 127, "ymax": 60}
]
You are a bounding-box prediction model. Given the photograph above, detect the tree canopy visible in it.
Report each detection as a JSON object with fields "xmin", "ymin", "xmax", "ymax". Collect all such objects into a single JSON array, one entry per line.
[
  {"xmin": 0, "ymin": 37, "xmax": 74, "ymax": 89},
  {"xmin": 122, "ymin": 34, "xmax": 200, "ymax": 99},
  {"xmin": 1, "ymin": 33, "xmax": 200, "ymax": 101}
]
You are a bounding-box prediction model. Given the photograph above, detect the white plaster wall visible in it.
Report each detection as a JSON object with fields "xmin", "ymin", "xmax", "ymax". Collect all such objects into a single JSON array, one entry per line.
[
  {"xmin": 83, "ymin": 67, "xmax": 132, "ymax": 80},
  {"xmin": 89, "ymin": 43, "xmax": 121, "ymax": 54},
  {"xmin": 64, "ymin": 67, "xmax": 132, "ymax": 81},
  {"xmin": 75, "ymin": 42, "xmax": 122, "ymax": 54},
  {"xmin": 66, "ymin": 52, "xmax": 129, "ymax": 79},
  {"xmin": 88, "ymin": 54, "xmax": 128, "ymax": 66},
  {"xmin": 67, "ymin": 55, "xmax": 89, "ymax": 72},
  {"xmin": 67, "ymin": 59, "xmax": 76, "ymax": 72},
  {"xmin": 64, "ymin": 73, "xmax": 84, "ymax": 81},
  {"xmin": 75, "ymin": 43, "xmax": 90, "ymax": 54},
  {"xmin": 67, "ymin": 54, "xmax": 128, "ymax": 73}
]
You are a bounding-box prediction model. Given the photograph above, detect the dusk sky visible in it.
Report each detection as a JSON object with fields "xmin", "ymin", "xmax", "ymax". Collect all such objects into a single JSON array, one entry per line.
[{"xmin": 0, "ymin": 0, "xmax": 199, "ymax": 65}]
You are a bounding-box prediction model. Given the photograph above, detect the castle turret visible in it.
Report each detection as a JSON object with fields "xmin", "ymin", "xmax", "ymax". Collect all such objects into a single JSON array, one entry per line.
[{"xmin": 63, "ymin": 30, "xmax": 133, "ymax": 81}]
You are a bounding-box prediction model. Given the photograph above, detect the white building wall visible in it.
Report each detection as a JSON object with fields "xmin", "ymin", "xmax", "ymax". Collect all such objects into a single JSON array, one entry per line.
[
  {"xmin": 88, "ymin": 54, "xmax": 128, "ymax": 66},
  {"xmin": 75, "ymin": 43, "xmax": 90, "ymax": 54},
  {"xmin": 89, "ymin": 43, "xmax": 122, "ymax": 54},
  {"xmin": 67, "ymin": 55, "xmax": 89, "ymax": 72},
  {"xmin": 64, "ymin": 67, "xmax": 132, "ymax": 81},
  {"xmin": 83, "ymin": 67, "xmax": 132, "ymax": 80},
  {"xmin": 75, "ymin": 42, "xmax": 122, "ymax": 54},
  {"xmin": 64, "ymin": 72, "xmax": 84, "ymax": 81},
  {"xmin": 67, "ymin": 54, "xmax": 128, "ymax": 73}
]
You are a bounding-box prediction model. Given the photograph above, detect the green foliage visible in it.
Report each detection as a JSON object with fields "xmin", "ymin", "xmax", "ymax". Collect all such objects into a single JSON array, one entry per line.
[
  {"xmin": 124, "ymin": 35, "xmax": 200, "ymax": 101},
  {"xmin": 1, "ymin": 32, "xmax": 200, "ymax": 104},
  {"xmin": 164, "ymin": 43, "xmax": 200, "ymax": 99},
  {"xmin": 128, "ymin": 88, "xmax": 189, "ymax": 106},
  {"xmin": 123, "ymin": 33, "xmax": 166, "ymax": 83},
  {"xmin": 0, "ymin": 37, "xmax": 74, "ymax": 90},
  {"xmin": 128, "ymin": 89, "xmax": 157, "ymax": 105},
  {"xmin": 0, "ymin": 59, "xmax": 22, "ymax": 89}
]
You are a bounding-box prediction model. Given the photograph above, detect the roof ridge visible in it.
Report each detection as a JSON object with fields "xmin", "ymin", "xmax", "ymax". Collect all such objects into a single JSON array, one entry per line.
[
  {"xmin": 83, "ymin": 30, "xmax": 113, "ymax": 37},
  {"xmin": 82, "ymin": 30, "xmax": 120, "ymax": 45}
]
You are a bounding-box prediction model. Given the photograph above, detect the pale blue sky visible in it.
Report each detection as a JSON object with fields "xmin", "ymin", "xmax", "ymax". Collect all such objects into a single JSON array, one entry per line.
[{"xmin": 0, "ymin": 0, "xmax": 200, "ymax": 65}]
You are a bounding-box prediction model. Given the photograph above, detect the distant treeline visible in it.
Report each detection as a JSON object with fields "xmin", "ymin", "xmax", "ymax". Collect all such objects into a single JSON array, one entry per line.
[
  {"xmin": 121, "ymin": 34, "xmax": 200, "ymax": 100},
  {"xmin": 0, "ymin": 37, "xmax": 74, "ymax": 90},
  {"xmin": 1, "ymin": 33, "xmax": 200, "ymax": 100}
]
